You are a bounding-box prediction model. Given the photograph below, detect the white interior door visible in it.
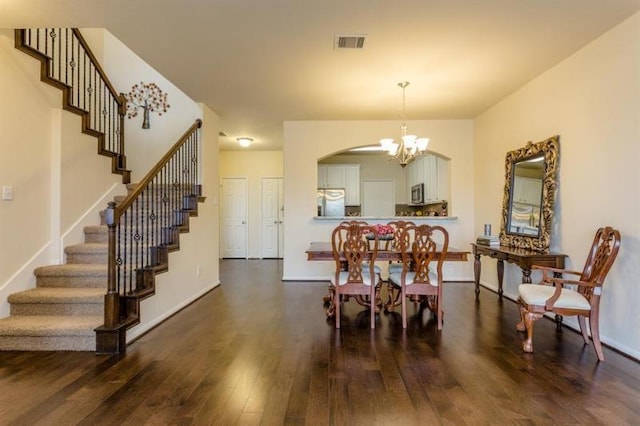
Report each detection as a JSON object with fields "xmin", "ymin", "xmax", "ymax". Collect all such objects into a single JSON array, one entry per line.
[
  {"xmin": 262, "ymin": 178, "xmax": 284, "ymax": 258},
  {"xmin": 362, "ymin": 180, "xmax": 395, "ymax": 217},
  {"xmin": 221, "ymin": 177, "xmax": 248, "ymax": 258}
]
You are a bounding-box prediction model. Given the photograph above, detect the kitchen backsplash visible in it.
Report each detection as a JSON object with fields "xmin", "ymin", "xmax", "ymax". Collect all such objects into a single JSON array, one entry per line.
[{"xmin": 345, "ymin": 201, "xmax": 448, "ymax": 217}]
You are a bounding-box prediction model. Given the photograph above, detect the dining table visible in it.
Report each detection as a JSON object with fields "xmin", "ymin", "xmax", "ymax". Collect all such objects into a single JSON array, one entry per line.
[
  {"xmin": 305, "ymin": 241, "xmax": 469, "ymax": 262},
  {"xmin": 306, "ymin": 241, "xmax": 470, "ymax": 316}
]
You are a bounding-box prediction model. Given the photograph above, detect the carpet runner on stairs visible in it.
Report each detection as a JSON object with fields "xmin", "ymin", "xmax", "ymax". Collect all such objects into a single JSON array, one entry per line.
[{"xmin": 0, "ymin": 223, "xmax": 110, "ymax": 351}]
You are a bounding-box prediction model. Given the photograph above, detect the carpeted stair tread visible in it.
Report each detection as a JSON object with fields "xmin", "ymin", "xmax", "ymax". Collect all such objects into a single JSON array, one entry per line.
[
  {"xmin": 0, "ymin": 315, "xmax": 102, "ymax": 337},
  {"xmin": 8, "ymin": 287, "xmax": 104, "ymax": 304}
]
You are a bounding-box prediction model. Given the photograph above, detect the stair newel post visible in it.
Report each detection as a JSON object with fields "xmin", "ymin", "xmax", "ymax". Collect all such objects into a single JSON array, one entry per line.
[{"xmin": 104, "ymin": 201, "xmax": 120, "ymax": 328}]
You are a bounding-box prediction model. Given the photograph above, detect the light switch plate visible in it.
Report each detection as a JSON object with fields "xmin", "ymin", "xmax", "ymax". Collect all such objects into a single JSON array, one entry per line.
[{"xmin": 2, "ymin": 185, "xmax": 13, "ymax": 201}]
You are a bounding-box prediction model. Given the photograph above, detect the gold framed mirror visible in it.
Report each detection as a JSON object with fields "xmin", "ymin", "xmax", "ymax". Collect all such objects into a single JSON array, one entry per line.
[{"xmin": 499, "ymin": 135, "xmax": 559, "ymax": 251}]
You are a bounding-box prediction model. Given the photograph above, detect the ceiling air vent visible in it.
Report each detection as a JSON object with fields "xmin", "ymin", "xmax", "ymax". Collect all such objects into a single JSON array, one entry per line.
[
  {"xmin": 219, "ymin": 131, "xmax": 228, "ymax": 137},
  {"xmin": 335, "ymin": 34, "xmax": 366, "ymax": 49}
]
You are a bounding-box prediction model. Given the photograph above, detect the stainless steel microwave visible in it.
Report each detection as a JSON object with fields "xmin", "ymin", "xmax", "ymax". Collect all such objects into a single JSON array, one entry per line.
[{"xmin": 411, "ymin": 183, "xmax": 424, "ymax": 204}]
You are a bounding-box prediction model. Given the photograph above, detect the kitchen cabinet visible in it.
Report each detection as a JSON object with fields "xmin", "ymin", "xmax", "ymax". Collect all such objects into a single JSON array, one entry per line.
[
  {"xmin": 406, "ymin": 155, "xmax": 450, "ymax": 204},
  {"xmin": 406, "ymin": 158, "xmax": 424, "ymax": 194},
  {"xmin": 317, "ymin": 164, "xmax": 328, "ymax": 188},
  {"xmin": 317, "ymin": 164, "xmax": 360, "ymax": 206},
  {"xmin": 513, "ymin": 176, "xmax": 542, "ymax": 206},
  {"xmin": 343, "ymin": 165, "xmax": 360, "ymax": 206}
]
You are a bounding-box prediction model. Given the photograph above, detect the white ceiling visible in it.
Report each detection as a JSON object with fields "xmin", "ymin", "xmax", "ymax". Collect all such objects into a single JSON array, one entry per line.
[{"xmin": 2, "ymin": 0, "xmax": 640, "ymax": 151}]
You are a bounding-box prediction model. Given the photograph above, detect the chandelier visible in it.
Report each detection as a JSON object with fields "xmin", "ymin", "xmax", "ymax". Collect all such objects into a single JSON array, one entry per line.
[{"xmin": 379, "ymin": 81, "xmax": 429, "ymax": 167}]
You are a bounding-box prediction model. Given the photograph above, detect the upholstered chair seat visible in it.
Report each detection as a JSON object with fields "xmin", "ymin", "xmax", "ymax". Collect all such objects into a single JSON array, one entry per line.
[{"xmin": 519, "ymin": 284, "xmax": 592, "ymax": 310}]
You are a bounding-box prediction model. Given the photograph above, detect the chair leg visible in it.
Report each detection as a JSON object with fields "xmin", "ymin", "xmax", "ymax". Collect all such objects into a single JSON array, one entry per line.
[
  {"xmin": 589, "ymin": 312, "xmax": 605, "ymax": 362},
  {"xmin": 401, "ymin": 287, "xmax": 408, "ymax": 329},
  {"xmin": 577, "ymin": 316, "xmax": 590, "ymax": 345},
  {"xmin": 370, "ymin": 286, "xmax": 377, "ymax": 329},
  {"xmin": 385, "ymin": 282, "xmax": 400, "ymax": 312},
  {"xmin": 436, "ymin": 297, "xmax": 443, "ymax": 330},
  {"xmin": 516, "ymin": 299, "xmax": 527, "ymax": 332},
  {"xmin": 335, "ymin": 290, "xmax": 341, "ymax": 329},
  {"xmin": 326, "ymin": 286, "xmax": 336, "ymax": 318},
  {"xmin": 521, "ymin": 309, "xmax": 542, "ymax": 353}
]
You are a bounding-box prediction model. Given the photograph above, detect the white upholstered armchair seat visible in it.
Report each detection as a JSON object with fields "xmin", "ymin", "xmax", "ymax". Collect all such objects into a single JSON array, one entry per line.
[{"xmin": 518, "ymin": 284, "xmax": 591, "ymax": 310}]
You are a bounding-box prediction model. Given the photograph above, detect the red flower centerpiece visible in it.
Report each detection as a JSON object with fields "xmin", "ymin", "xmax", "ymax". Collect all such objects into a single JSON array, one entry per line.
[{"xmin": 367, "ymin": 224, "xmax": 394, "ymax": 240}]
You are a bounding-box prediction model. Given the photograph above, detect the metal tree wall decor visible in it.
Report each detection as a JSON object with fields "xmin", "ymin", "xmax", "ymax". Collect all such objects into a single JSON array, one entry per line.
[{"xmin": 125, "ymin": 82, "xmax": 170, "ymax": 129}]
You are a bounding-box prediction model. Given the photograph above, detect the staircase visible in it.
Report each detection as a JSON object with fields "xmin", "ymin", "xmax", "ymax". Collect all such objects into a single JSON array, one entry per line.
[
  {"xmin": 6, "ymin": 27, "xmax": 205, "ymax": 353},
  {"xmin": 0, "ymin": 211, "xmax": 113, "ymax": 351}
]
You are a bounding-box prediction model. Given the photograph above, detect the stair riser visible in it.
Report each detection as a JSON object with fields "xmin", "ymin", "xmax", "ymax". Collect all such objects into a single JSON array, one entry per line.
[
  {"xmin": 85, "ymin": 233, "xmax": 108, "ymax": 244},
  {"xmin": 0, "ymin": 336, "xmax": 95, "ymax": 351},
  {"xmin": 11, "ymin": 303, "xmax": 103, "ymax": 316},
  {"xmin": 36, "ymin": 276, "xmax": 107, "ymax": 288},
  {"xmin": 66, "ymin": 253, "xmax": 108, "ymax": 264}
]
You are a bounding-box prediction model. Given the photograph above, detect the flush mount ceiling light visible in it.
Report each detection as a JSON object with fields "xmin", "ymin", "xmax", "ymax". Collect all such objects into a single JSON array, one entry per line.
[
  {"xmin": 379, "ymin": 82, "xmax": 429, "ymax": 167},
  {"xmin": 237, "ymin": 137, "xmax": 253, "ymax": 148}
]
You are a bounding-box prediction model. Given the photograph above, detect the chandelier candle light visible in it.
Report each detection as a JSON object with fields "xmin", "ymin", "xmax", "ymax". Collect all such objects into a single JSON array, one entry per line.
[{"xmin": 380, "ymin": 81, "xmax": 429, "ymax": 167}]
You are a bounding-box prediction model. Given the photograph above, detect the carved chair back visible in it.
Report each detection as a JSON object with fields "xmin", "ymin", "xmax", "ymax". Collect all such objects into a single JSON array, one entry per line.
[
  {"xmin": 331, "ymin": 222, "xmax": 378, "ymax": 284},
  {"xmin": 578, "ymin": 226, "xmax": 621, "ymax": 301},
  {"xmin": 401, "ymin": 224, "xmax": 449, "ymax": 284},
  {"xmin": 388, "ymin": 220, "xmax": 415, "ymax": 252}
]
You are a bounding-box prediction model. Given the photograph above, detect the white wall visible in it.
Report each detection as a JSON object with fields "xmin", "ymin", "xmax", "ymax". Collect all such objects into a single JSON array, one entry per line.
[
  {"xmin": 474, "ymin": 12, "xmax": 640, "ymax": 357},
  {"xmin": 78, "ymin": 29, "xmax": 221, "ymax": 341},
  {"xmin": 0, "ymin": 29, "xmax": 123, "ymax": 316},
  {"xmin": 219, "ymin": 150, "xmax": 283, "ymax": 259},
  {"xmin": 128, "ymin": 104, "xmax": 221, "ymax": 341},
  {"xmin": 0, "ymin": 29, "xmax": 56, "ymax": 305},
  {"xmin": 82, "ymin": 29, "xmax": 202, "ymax": 182},
  {"xmin": 283, "ymin": 120, "xmax": 475, "ymax": 281}
]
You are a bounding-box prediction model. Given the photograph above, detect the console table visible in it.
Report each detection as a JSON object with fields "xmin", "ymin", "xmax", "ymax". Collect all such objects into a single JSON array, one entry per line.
[{"xmin": 471, "ymin": 243, "xmax": 567, "ymax": 298}]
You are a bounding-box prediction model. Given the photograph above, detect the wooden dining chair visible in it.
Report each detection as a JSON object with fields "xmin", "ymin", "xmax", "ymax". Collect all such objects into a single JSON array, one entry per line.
[
  {"xmin": 389, "ymin": 224, "xmax": 449, "ymax": 329},
  {"xmin": 385, "ymin": 220, "xmax": 414, "ymax": 312},
  {"xmin": 330, "ymin": 222, "xmax": 381, "ymax": 329},
  {"xmin": 516, "ymin": 226, "xmax": 621, "ymax": 361}
]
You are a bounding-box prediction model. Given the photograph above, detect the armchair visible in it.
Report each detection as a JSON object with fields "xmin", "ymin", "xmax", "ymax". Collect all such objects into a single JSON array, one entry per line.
[
  {"xmin": 330, "ymin": 222, "xmax": 381, "ymax": 329},
  {"xmin": 389, "ymin": 224, "xmax": 449, "ymax": 329},
  {"xmin": 516, "ymin": 226, "xmax": 621, "ymax": 361}
]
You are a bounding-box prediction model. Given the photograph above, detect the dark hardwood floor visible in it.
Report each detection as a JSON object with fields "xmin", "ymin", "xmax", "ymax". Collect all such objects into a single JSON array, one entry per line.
[{"xmin": 0, "ymin": 259, "xmax": 639, "ymax": 425}]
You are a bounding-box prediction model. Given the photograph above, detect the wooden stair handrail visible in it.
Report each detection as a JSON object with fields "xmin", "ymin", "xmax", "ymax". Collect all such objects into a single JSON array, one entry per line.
[
  {"xmin": 98, "ymin": 119, "xmax": 203, "ymax": 354},
  {"xmin": 15, "ymin": 28, "xmax": 130, "ymax": 183},
  {"xmin": 114, "ymin": 119, "xmax": 203, "ymax": 219}
]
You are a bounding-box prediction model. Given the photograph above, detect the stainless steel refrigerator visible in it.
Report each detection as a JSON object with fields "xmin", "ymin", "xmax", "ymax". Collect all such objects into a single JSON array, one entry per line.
[{"xmin": 317, "ymin": 188, "xmax": 346, "ymax": 217}]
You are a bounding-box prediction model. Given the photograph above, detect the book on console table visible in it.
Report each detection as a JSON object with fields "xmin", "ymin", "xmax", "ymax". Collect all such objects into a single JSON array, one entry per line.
[{"xmin": 476, "ymin": 236, "xmax": 500, "ymax": 247}]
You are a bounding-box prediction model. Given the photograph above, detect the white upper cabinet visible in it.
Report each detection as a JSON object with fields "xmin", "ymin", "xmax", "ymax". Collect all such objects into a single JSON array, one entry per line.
[
  {"xmin": 317, "ymin": 163, "xmax": 360, "ymax": 206},
  {"xmin": 406, "ymin": 154, "xmax": 450, "ymax": 204},
  {"xmin": 343, "ymin": 165, "xmax": 360, "ymax": 206},
  {"xmin": 317, "ymin": 164, "xmax": 329, "ymax": 188}
]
